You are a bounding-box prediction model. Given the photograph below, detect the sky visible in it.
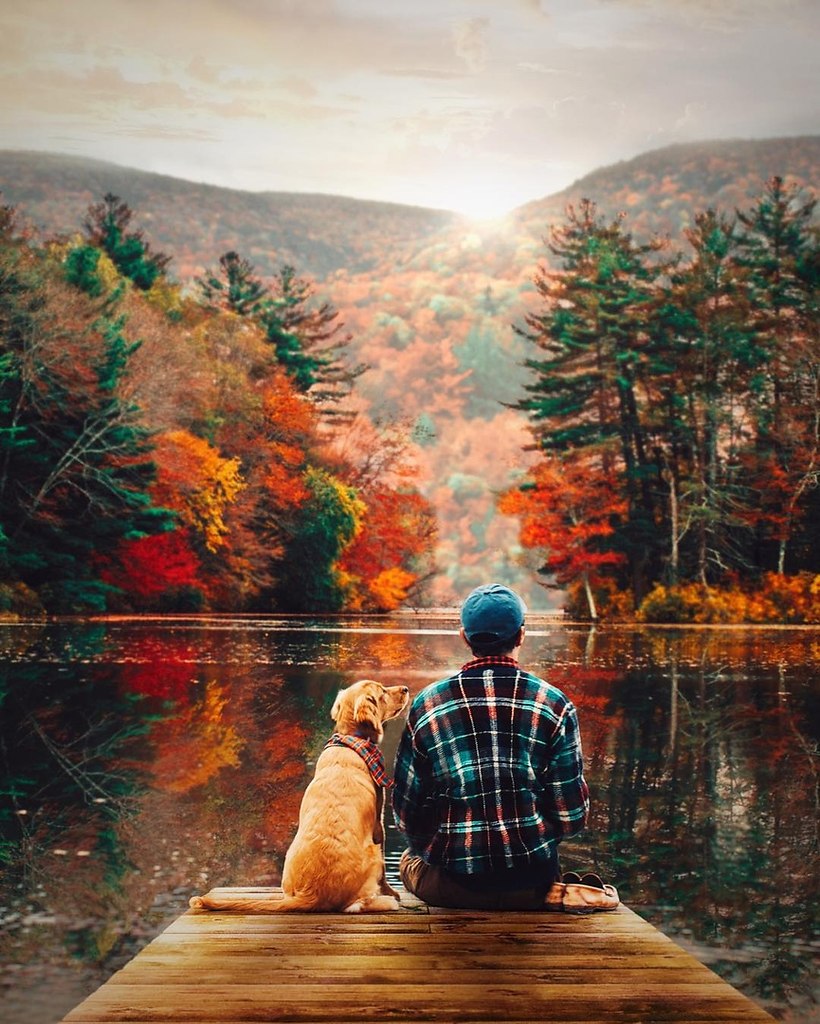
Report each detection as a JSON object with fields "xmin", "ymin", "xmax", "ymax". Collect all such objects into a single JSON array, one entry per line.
[{"xmin": 1, "ymin": 0, "xmax": 818, "ymax": 218}]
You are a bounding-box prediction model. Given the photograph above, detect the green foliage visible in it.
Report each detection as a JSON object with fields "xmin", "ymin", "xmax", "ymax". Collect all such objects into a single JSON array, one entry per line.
[
  {"xmin": 84, "ymin": 193, "xmax": 169, "ymax": 290},
  {"xmin": 515, "ymin": 180, "xmax": 820, "ymax": 612},
  {"xmin": 196, "ymin": 250, "xmax": 268, "ymax": 316},
  {"xmin": 261, "ymin": 264, "xmax": 366, "ymax": 413},
  {"xmin": 274, "ymin": 467, "xmax": 364, "ymax": 612},
  {"xmin": 64, "ymin": 244, "xmax": 105, "ymax": 297}
]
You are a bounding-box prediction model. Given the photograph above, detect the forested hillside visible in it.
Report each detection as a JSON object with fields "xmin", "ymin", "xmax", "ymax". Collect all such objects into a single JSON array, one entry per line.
[
  {"xmin": 0, "ymin": 150, "xmax": 461, "ymax": 281},
  {"xmin": 1, "ymin": 138, "xmax": 817, "ymax": 611}
]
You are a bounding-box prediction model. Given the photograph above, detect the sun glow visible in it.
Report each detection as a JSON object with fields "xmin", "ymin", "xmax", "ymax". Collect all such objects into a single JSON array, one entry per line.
[{"xmin": 439, "ymin": 179, "xmax": 518, "ymax": 221}]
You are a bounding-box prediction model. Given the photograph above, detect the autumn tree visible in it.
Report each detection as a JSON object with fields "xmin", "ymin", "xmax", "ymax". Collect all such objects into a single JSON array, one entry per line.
[
  {"xmin": 150, "ymin": 430, "xmax": 244, "ymax": 554},
  {"xmin": 499, "ymin": 453, "xmax": 626, "ymax": 620},
  {"xmin": 273, "ymin": 467, "xmax": 364, "ymax": 612},
  {"xmin": 0, "ymin": 206, "xmax": 172, "ymax": 611},
  {"xmin": 338, "ymin": 487, "xmax": 437, "ymax": 611},
  {"xmin": 99, "ymin": 529, "xmax": 203, "ymax": 610}
]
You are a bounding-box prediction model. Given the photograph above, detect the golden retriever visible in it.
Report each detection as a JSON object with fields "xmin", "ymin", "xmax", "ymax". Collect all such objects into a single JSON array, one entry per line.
[{"xmin": 189, "ymin": 679, "xmax": 409, "ymax": 914}]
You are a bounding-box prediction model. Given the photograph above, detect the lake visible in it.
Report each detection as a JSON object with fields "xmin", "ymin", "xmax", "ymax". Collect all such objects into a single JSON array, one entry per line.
[{"xmin": 0, "ymin": 615, "xmax": 817, "ymax": 1024}]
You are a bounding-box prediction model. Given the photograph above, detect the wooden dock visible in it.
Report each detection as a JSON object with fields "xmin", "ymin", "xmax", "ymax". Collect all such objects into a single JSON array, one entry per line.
[{"xmin": 61, "ymin": 886, "xmax": 775, "ymax": 1023}]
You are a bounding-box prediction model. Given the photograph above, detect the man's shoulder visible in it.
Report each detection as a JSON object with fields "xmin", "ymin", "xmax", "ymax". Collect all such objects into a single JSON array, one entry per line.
[
  {"xmin": 411, "ymin": 673, "xmax": 460, "ymax": 708},
  {"xmin": 411, "ymin": 664, "xmax": 573, "ymax": 710}
]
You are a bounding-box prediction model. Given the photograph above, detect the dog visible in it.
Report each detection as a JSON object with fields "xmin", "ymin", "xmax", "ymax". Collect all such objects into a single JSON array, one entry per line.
[{"xmin": 189, "ymin": 679, "xmax": 409, "ymax": 914}]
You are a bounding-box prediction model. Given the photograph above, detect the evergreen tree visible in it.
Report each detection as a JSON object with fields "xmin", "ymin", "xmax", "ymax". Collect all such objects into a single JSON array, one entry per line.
[
  {"xmin": 735, "ymin": 178, "xmax": 820, "ymax": 573},
  {"xmin": 660, "ymin": 210, "xmax": 765, "ymax": 584},
  {"xmin": 515, "ymin": 200, "xmax": 667, "ymax": 599},
  {"xmin": 261, "ymin": 265, "xmax": 365, "ymax": 415},
  {"xmin": 84, "ymin": 193, "xmax": 170, "ymax": 290},
  {"xmin": 196, "ymin": 250, "xmax": 268, "ymax": 316},
  {"xmin": 63, "ymin": 244, "xmax": 105, "ymax": 297}
]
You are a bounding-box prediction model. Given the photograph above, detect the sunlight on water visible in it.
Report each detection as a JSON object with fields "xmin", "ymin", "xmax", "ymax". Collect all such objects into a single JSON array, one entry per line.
[{"xmin": 0, "ymin": 617, "xmax": 817, "ymax": 1024}]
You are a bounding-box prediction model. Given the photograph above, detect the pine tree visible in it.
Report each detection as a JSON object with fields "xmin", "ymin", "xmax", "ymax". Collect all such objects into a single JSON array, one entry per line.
[
  {"xmin": 196, "ymin": 250, "xmax": 268, "ymax": 316},
  {"xmin": 657, "ymin": 210, "xmax": 759, "ymax": 585},
  {"xmin": 735, "ymin": 178, "xmax": 820, "ymax": 573},
  {"xmin": 84, "ymin": 193, "xmax": 170, "ymax": 290},
  {"xmin": 260, "ymin": 265, "xmax": 365, "ymax": 415},
  {"xmin": 515, "ymin": 200, "xmax": 667, "ymax": 600}
]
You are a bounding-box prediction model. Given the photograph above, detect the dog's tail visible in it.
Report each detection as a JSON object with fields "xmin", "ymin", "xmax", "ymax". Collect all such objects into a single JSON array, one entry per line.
[{"xmin": 188, "ymin": 892, "xmax": 319, "ymax": 913}]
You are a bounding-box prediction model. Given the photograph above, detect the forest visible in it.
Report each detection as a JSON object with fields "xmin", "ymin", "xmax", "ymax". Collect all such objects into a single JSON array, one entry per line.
[
  {"xmin": 0, "ymin": 194, "xmax": 436, "ymax": 615},
  {"xmin": 503, "ymin": 177, "xmax": 819, "ymax": 622},
  {"xmin": 0, "ymin": 149, "xmax": 818, "ymax": 621}
]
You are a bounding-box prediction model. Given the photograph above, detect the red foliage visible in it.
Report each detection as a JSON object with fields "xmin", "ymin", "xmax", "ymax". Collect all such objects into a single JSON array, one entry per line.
[
  {"xmin": 500, "ymin": 455, "xmax": 627, "ymax": 589},
  {"xmin": 100, "ymin": 529, "xmax": 202, "ymax": 600}
]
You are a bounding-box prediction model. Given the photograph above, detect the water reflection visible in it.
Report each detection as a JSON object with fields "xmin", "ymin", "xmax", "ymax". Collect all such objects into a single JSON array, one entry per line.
[{"xmin": 0, "ymin": 618, "xmax": 817, "ymax": 1023}]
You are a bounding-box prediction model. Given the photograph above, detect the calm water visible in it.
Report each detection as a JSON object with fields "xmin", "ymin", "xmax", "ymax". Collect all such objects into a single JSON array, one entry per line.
[{"xmin": 0, "ymin": 615, "xmax": 818, "ymax": 1023}]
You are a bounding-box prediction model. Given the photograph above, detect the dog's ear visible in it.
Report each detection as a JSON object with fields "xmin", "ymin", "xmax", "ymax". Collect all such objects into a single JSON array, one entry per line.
[
  {"xmin": 330, "ymin": 689, "xmax": 346, "ymax": 723},
  {"xmin": 353, "ymin": 684, "xmax": 383, "ymax": 739}
]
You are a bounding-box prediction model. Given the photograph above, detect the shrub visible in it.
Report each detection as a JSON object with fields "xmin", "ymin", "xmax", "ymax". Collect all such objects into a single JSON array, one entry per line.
[{"xmin": 637, "ymin": 574, "xmax": 820, "ymax": 624}]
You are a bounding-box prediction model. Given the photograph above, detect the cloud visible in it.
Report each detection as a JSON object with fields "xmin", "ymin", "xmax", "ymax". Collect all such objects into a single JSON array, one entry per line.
[
  {"xmin": 598, "ymin": 0, "xmax": 819, "ymax": 33},
  {"xmin": 453, "ymin": 18, "xmax": 490, "ymax": 73},
  {"xmin": 1, "ymin": 0, "xmax": 817, "ymax": 213}
]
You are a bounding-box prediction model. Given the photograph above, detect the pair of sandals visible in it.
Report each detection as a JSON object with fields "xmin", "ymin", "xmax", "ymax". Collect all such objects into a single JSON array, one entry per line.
[{"xmin": 545, "ymin": 871, "xmax": 620, "ymax": 914}]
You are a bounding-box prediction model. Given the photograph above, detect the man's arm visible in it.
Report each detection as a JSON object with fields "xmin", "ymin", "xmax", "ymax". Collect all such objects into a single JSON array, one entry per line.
[
  {"xmin": 391, "ymin": 719, "xmax": 438, "ymax": 854},
  {"xmin": 539, "ymin": 700, "xmax": 590, "ymax": 840}
]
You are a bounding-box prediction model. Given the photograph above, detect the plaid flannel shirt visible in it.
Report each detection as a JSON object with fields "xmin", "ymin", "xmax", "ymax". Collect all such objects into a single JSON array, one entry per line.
[{"xmin": 391, "ymin": 656, "xmax": 589, "ymax": 875}]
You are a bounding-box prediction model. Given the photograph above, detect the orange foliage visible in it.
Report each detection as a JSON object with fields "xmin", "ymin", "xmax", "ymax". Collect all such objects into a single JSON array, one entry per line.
[
  {"xmin": 366, "ymin": 567, "xmax": 417, "ymax": 611},
  {"xmin": 499, "ymin": 455, "xmax": 627, "ymax": 592},
  {"xmin": 338, "ymin": 489, "xmax": 434, "ymax": 611}
]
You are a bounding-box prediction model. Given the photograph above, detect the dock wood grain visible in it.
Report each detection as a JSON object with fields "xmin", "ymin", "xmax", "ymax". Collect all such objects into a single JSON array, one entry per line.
[{"xmin": 60, "ymin": 886, "xmax": 775, "ymax": 1023}]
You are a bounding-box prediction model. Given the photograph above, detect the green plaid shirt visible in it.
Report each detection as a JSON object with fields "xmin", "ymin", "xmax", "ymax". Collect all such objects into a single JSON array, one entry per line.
[{"xmin": 391, "ymin": 656, "xmax": 589, "ymax": 875}]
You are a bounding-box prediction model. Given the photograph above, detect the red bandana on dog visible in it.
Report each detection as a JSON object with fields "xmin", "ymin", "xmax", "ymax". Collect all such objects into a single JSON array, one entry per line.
[{"xmin": 324, "ymin": 734, "xmax": 394, "ymax": 788}]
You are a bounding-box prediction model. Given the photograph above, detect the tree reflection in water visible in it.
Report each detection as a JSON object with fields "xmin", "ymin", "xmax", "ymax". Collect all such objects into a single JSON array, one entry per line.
[{"xmin": 0, "ymin": 619, "xmax": 817, "ymax": 1024}]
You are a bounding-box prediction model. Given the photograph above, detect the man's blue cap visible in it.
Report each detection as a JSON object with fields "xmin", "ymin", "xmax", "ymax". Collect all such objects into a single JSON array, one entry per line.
[{"xmin": 460, "ymin": 583, "xmax": 527, "ymax": 642}]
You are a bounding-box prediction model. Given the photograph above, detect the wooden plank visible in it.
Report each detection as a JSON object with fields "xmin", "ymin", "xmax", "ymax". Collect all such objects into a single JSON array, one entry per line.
[
  {"xmin": 107, "ymin": 969, "xmax": 730, "ymax": 988},
  {"xmin": 112, "ymin": 951, "xmax": 699, "ymax": 971},
  {"xmin": 60, "ymin": 886, "xmax": 777, "ymax": 1024},
  {"xmin": 62, "ymin": 984, "xmax": 774, "ymax": 1023}
]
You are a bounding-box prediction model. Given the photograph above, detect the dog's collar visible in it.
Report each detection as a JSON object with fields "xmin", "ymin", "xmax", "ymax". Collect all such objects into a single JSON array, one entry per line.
[{"xmin": 324, "ymin": 733, "xmax": 393, "ymax": 788}]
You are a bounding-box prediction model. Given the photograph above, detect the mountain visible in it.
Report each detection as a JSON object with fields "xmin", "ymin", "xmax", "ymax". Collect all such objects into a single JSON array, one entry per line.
[
  {"xmin": 515, "ymin": 134, "xmax": 820, "ymax": 250},
  {"xmin": 1, "ymin": 138, "xmax": 817, "ymax": 607},
  {"xmin": 0, "ymin": 150, "xmax": 463, "ymax": 282}
]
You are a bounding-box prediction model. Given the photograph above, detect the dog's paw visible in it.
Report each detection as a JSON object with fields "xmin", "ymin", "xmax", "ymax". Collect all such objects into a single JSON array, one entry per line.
[
  {"xmin": 342, "ymin": 900, "xmax": 364, "ymax": 913},
  {"xmin": 363, "ymin": 895, "xmax": 400, "ymax": 912},
  {"xmin": 188, "ymin": 896, "xmax": 205, "ymax": 910}
]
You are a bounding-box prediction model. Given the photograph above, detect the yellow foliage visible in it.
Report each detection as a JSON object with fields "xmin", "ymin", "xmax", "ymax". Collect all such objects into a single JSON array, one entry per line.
[
  {"xmin": 153, "ymin": 430, "xmax": 245, "ymax": 552},
  {"xmin": 637, "ymin": 574, "xmax": 820, "ymax": 624},
  {"xmin": 145, "ymin": 277, "xmax": 185, "ymax": 318},
  {"xmin": 151, "ymin": 680, "xmax": 245, "ymax": 793}
]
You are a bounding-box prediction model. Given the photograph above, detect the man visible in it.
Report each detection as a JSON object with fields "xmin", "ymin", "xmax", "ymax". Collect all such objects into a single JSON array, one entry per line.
[{"xmin": 391, "ymin": 583, "xmax": 590, "ymax": 909}]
